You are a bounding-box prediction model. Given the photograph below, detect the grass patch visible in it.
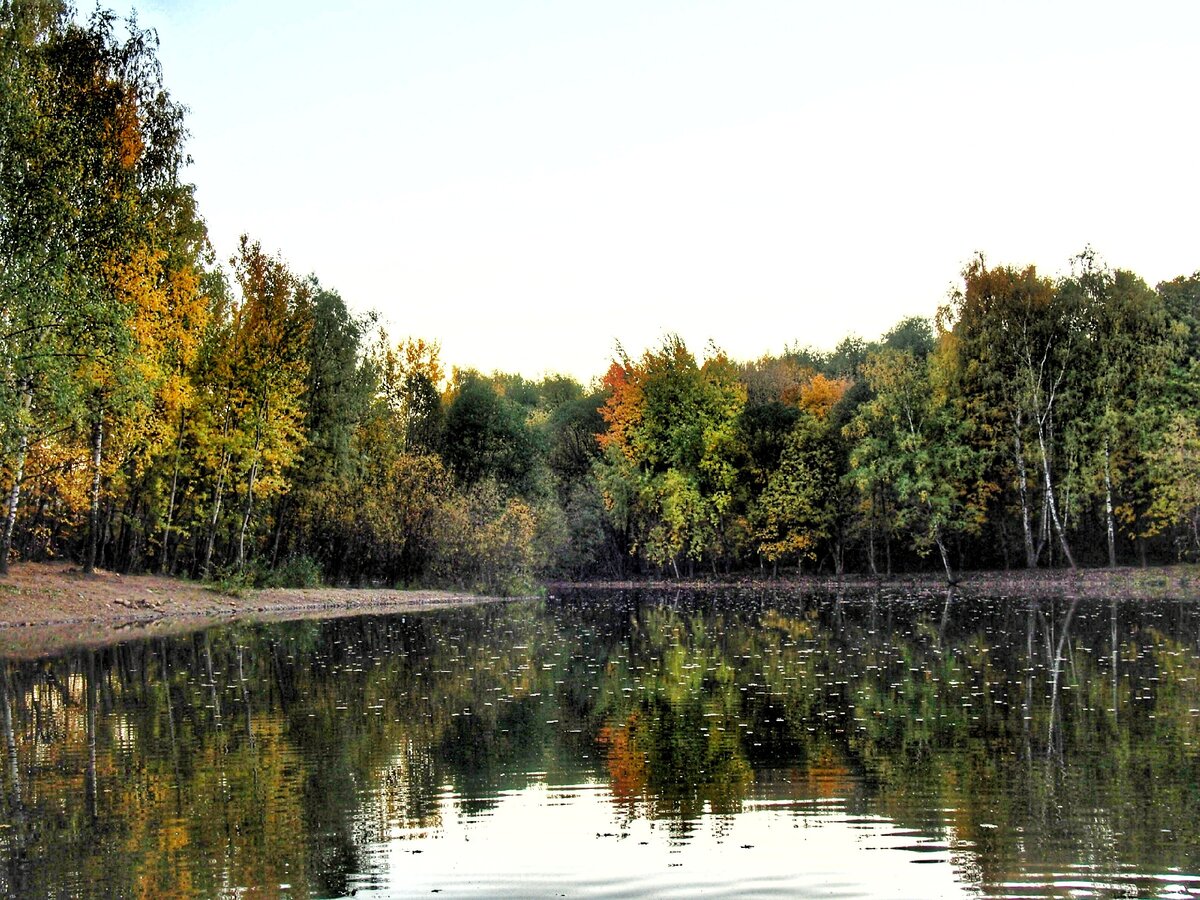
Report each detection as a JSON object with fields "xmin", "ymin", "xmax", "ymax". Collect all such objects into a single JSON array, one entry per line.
[{"xmin": 205, "ymin": 556, "xmax": 325, "ymax": 596}]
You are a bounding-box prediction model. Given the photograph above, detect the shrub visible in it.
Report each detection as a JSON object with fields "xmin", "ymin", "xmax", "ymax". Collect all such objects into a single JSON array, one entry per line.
[{"xmin": 261, "ymin": 555, "xmax": 323, "ymax": 588}]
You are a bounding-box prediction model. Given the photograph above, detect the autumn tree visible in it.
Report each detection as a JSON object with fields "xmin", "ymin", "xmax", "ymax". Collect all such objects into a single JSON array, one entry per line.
[
  {"xmin": 752, "ymin": 410, "xmax": 837, "ymax": 572},
  {"xmin": 598, "ymin": 336, "xmax": 746, "ymax": 576},
  {"xmin": 187, "ymin": 239, "xmax": 310, "ymax": 576},
  {"xmin": 376, "ymin": 335, "xmax": 444, "ymax": 454},
  {"xmin": 0, "ymin": 2, "xmax": 204, "ymax": 575},
  {"xmin": 226, "ymin": 239, "xmax": 311, "ymax": 570}
]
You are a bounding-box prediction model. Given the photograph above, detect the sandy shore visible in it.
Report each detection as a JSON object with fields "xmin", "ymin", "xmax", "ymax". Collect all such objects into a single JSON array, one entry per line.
[{"xmin": 0, "ymin": 561, "xmax": 508, "ymax": 657}]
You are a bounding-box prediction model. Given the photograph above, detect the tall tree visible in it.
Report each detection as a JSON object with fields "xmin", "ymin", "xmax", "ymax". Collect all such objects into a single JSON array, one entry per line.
[
  {"xmin": 1061, "ymin": 254, "xmax": 1172, "ymax": 566},
  {"xmin": 225, "ymin": 238, "xmax": 311, "ymax": 571},
  {"xmin": 1143, "ymin": 273, "xmax": 1200, "ymax": 558},
  {"xmin": 752, "ymin": 410, "xmax": 838, "ymax": 572},
  {"xmin": 273, "ymin": 282, "xmax": 371, "ymax": 565},
  {"xmin": 0, "ymin": 2, "xmax": 201, "ymax": 575},
  {"xmin": 942, "ymin": 257, "xmax": 1078, "ymax": 568},
  {"xmin": 0, "ymin": 0, "xmax": 87, "ymax": 573},
  {"xmin": 847, "ymin": 348, "xmax": 985, "ymax": 581},
  {"xmin": 598, "ymin": 336, "xmax": 746, "ymax": 576}
]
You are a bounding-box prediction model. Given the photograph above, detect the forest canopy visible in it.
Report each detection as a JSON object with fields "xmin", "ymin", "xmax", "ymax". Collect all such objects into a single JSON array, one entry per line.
[{"xmin": 2, "ymin": 2, "xmax": 1198, "ymax": 590}]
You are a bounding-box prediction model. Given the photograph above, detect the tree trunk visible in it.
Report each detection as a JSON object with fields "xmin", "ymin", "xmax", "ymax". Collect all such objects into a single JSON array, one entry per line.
[
  {"xmin": 202, "ymin": 453, "xmax": 229, "ymax": 578},
  {"xmin": 236, "ymin": 458, "xmax": 258, "ymax": 571},
  {"xmin": 159, "ymin": 410, "xmax": 186, "ymax": 574},
  {"xmin": 0, "ymin": 382, "xmax": 34, "ymax": 576},
  {"xmin": 1103, "ymin": 438, "xmax": 1117, "ymax": 568},
  {"xmin": 1013, "ymin": 409, "xmax": 1037, "ymax": 567},
  {"xmin": 236, "ymin": 423, "xmax": 263, "ymax": 572},
  {"xmin": 934, "ymin": 528, "xmax": 955, "ymax": 584},
  {"xmin": 1035, "ymin": 486, "xmax": 1049, "ymax": 562},
  {"xmin": 1036, "ymin": 419, "xmax": 1076, "ymax": 568},
  {"xmin": 84, "ymin": 408, "xmax": 104, "ymax": 575},
  {"xmin": 24, "ymin": 495, "xmax": 46, "ymax": 560},
  {"xmin": 269, "ymin": 496, "xmax": 289, "ymax": 567},
  {"xmin": 0, "ymin": 431, "xmax": 28, "ymax": 578},
  {"xmin": 867, "ymin": 515, "xmax": 877, "ymax": 576}
]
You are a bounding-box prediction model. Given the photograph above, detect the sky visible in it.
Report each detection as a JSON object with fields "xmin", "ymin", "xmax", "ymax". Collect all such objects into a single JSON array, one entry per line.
[{"xmin": 116, "ymin": 1, "xmax": 1200, "ymax": 385}]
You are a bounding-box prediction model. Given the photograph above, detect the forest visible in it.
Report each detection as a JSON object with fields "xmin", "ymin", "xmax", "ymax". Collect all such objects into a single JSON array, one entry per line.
[{"xmin": 2, "ymin": 3, "xmax": 1199, "ymax": 591}]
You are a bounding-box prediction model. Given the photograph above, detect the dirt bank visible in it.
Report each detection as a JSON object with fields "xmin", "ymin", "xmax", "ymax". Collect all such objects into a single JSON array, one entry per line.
[{"xmin": 0, "ymin": 561, "xmax": 509, "ymax": 657}]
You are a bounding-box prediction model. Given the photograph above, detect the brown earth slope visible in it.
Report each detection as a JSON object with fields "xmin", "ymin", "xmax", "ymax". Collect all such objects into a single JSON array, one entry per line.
[{"xmin": 0, "ymin": 561, "xmax": 506, "ymax": 657}]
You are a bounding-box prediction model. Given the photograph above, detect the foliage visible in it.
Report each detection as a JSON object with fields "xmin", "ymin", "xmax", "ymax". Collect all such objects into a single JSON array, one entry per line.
[
  {"xmin": 1, "ymin": 6, "xmax": 1198, "ymax": 583},
  {"xmin": 597, "ymin": 336, "xmax": 746, "ymax": 575},
  {"xmin": 259, "ymin": 554, "xmax": 323, "ymax": 588}
]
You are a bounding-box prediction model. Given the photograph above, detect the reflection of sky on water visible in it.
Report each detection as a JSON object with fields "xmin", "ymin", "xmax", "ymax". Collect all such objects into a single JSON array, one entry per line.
[
  {"xmin": 356, "ymin": 771, "xmax": 1200, "ymax": 899},
  {"xmin": 363, "ymin": 778, "xmax": 967, "ymax": 899}
]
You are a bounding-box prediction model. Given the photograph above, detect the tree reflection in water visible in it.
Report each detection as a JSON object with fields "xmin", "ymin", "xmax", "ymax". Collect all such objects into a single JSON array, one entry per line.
[{"xmin": 0, "ymin": 588, "xmax": 1197, "ymax": 896}]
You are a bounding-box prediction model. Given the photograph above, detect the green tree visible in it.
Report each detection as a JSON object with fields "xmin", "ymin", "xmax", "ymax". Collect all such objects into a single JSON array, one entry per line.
[
  {"xmin": 942, "ymin": 257, "xmax": 1079, "ymax": 568},
  {"xmin": 751, "ymin": 410, "xmax": 837, "ymax": 571},
  {"xmin": 273, "ymin": 282, "xmax": 373, "ymax": 567},
  {"xmin": 848, "ymin": 348, "xmax": 985, "ymax": 581},
  {"xmin": 442, "ymin": 370, "xmax": 539, "ymax": 495},
  {"xmin": 1060, "ymin": 254, "xmax": 1174, "ymax": 565},
  {"xmin": 1144, "ymin": 273, "xmax": 1200, "ymax": 558},
  {"xmin": 598, "ymin": 336, "xmax": 746, "ymax": 576}
]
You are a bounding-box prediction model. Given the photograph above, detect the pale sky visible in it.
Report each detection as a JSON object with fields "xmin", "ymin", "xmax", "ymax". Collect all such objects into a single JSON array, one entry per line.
[{"xmin": 120, "ymin": 1, "xmax": 1199, "ymax": 384}]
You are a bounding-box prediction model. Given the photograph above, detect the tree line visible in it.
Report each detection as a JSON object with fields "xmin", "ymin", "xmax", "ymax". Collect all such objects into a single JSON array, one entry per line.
[
  {"xmin": 598, "ymin": 260, "xmax": 1198, "ymax": 580},
  {"xmin": 2, "ymin": 2, "xmax": 1198, "ymax": 588}
]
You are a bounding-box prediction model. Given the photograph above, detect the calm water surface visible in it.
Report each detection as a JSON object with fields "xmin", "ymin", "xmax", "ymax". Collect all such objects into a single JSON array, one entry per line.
[{"xmin": 1, "ymin": 586, "xmax": 1199, "ymax": 898}]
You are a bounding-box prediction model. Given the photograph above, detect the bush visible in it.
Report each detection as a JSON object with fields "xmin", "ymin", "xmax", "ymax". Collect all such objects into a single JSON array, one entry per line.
[
  {"xmin": 205, "ymin": 556, "xmax": 323, "ymax": 594},
  {"xmin": 260, "ymin": 555, "xmax": 323, "ymax": 588},
  {"xmin": 430, "ymin": 479, "xmax": 539, "ymax": 596},
  {"xmin": 206, "ymin": 564, "xmax": 257, "ymax": 597}
]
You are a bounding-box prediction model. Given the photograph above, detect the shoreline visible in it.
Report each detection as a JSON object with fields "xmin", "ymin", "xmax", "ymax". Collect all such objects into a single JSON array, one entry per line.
[
  {"xmin": 1, "ymin": 560, "xmax": 1196, "ymax": 658},
  {"xmin": 0, "ymin": 561, "xmax": 511, "ymax": 658},
  {"xmin": 547, "ymin": 563, "xmax": 1200, "ymax": 600}
]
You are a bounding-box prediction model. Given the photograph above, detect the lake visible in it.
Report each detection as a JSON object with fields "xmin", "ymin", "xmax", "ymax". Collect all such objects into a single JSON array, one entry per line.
[{"xmin": 1, "ymin": 586, "xmax": 1198, "ymax": 898}]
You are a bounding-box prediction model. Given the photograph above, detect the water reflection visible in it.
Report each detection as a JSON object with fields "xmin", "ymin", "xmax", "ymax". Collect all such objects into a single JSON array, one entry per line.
[{"xmin": 0, "ymin": 588, "xmax": 1198, "ymax": 897}]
